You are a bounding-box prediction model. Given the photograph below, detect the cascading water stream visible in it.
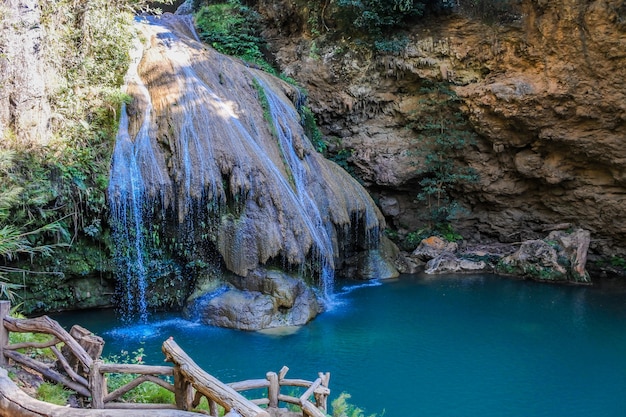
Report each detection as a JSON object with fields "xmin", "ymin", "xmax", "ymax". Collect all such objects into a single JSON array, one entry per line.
[
  {"xmin": 108, "ymin": 32, "xmax": 170, "ymax": 323},
  {"xmin": 254, "ymin": 76, "xmax": 336, "ymax": 296}
]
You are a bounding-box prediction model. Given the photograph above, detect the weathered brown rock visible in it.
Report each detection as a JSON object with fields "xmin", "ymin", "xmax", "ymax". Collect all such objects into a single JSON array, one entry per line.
[
  {"xmin": 424, "ymin": 252, "xmax": 486, "ymax": 275},
  {"xmin": 497, "ymin": 228, "xmax": 592, "ymax": 283},
  {"xmin": 259, "ymin": 0, "xmax": 626, "ymax": 261},
  {"xmin": 412, "ymin": 236, "xmax": 458, "ymax": 261}
]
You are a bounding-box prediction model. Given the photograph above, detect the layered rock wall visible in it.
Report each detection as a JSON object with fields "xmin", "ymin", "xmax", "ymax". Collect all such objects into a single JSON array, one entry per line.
[{"xmin": 257, "ymin": 0, "xmax": 626, "ymax": 258}]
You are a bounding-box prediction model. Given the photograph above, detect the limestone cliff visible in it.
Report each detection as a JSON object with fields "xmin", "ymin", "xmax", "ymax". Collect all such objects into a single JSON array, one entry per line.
[
  {"xmin": 108, "ymin": 14, "xmax": 398, "ymax": 326},
  {"xmin": 0, "ymin": 0, "xmax": 52, "ymax": 146},
  {"xmin": 256, "ymin": 0, "xmax": 626, "ymax": 261}
]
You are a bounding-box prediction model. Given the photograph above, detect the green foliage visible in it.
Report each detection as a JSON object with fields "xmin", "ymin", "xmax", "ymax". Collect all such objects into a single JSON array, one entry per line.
[
  {"xmin": 410, "ymin": 82, "xmax": 478, "ymax": 228},
  {"xmin": 327, "ymin": 145, "xmax": 356, "ymax": 178},
  {"xmin": 300, "ymin": 105, "xmax": 327, "ymax": 153},
  {"xmin": 433, "ymin": 222, "xmax": 463, "ymax": 242},
  {"xmin": 0, "ymin": 150, "xmax": 72, "ymax": 302},
  {"xmin": 405, "ymin": 229, "xmax": 426, "ymax": 247},
  {"xmin": 391, "ymin": 224, "xmax": 461, "ymax": 251},
  {"xmin": 8, "ymin": 312, "xmax": 57, "ymax": 360},
  {"xmin": 331, "ymin": 392, "xmax": 380, "ymax": 417},
  {"xmin": 105, "ymin": 348, "xmax": 175, "ymax": 404},
  {"xmin": 457, "ymin": 0, "xmax": 522, "ymax": 25},
  {"xmin": 0, "ymin": 0, "xmax": 157, "ymax": 308},
  {"xmin": 373, "ymin": 35, "xmax": 409, "ymax": 54},
  {"xmin": 610, "ymin": 256, "xmax": 626, "ymax": 268},
  {"xmin": 195, "ymin": 1, "xmax": 267, "ymax": 67},
  {"xmin": 36, "ymin": 382, "xmax": 72, "ymax": 405},
  {"xmin": 337, "ymin": 0, "xmax": 426, "ymax": 37},
  {"xmin": 252, "ymin": 78, "xmax": 275, "ymax": 135}
]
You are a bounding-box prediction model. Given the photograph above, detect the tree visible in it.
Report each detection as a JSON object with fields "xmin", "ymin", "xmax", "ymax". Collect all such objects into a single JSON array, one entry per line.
[
  {"xmin": 336, "ymin": 0, "xmax": 426, "ymax": 36},
  {"xmin": 411, "ymin": 83, "xmax": 478, "ymax": 232}
]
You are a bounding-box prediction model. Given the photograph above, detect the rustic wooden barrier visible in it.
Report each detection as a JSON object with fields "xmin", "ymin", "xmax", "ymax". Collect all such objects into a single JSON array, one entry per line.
[{"xmin": 0, "ymin": 300, "xmax": 331, "ymax": 417}]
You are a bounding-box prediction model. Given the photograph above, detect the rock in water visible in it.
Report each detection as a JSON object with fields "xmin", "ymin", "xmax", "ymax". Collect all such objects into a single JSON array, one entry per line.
[{"xmin": 498, "ymin": 228, "xmax": 591, "ymax": 283}]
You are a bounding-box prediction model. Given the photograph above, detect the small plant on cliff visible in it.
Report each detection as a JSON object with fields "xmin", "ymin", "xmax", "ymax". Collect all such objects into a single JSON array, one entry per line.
[
  {"xmin": 336, "ymin": 0, "xmax": 425, "ymax": 36},
  {"xmin": 300, "ymin": 105, "xmax": 327, "ymax": 153},
  {"xmin": 195, "ymin": 1, "xmax": 268, "ymax": 69},
  {"xmin": 410, "ymin": 82, "xmax": 478, "ymax": 230},
  {"xmin": 457, "ymin": 0, "xmax": 522, "ymax": 25}
]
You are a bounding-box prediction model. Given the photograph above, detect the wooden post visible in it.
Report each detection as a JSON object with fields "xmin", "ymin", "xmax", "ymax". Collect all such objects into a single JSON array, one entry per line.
[
  {"xmin": 61, "ymin": 325, "xmax": 104, "ymax": 376},
  {"xmin": 315, "ymin": 372, "xmax": 331, "ymax": 412},
  {"xmin": 209, "ymin": 398, "xmax": 219, "ymax": 417},
  {"xmin": 162, "ymin": 338, "xmax": 269, "ymax": 417},
  {"xmin": 278, "ymin": 366, "xmax": 289, "ymax": 381},
  {"xmin": 0, "ymin": 301, "xmax": 10, "ymax": 366},
  {"xmin": 89, "ymin": 359, "xmax": 105, "ymax": 409},
  {"xmin": 174, "ymin": 365, "xmax": 194, "ymax": 410},
  {"xmin": 266, "ymin": 371, "xmax": 279, "ymax": 409}
]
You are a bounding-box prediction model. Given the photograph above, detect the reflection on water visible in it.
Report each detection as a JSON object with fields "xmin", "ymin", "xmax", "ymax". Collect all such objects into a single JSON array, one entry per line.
[{"xmin": 53, "ymin": 274, "xmax": 626, "ymax": 416}]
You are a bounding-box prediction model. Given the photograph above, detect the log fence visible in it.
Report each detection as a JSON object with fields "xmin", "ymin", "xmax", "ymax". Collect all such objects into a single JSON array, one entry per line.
[{"xmin": 0, "ymin": 301, "xmax": 330, "ymax": 417}]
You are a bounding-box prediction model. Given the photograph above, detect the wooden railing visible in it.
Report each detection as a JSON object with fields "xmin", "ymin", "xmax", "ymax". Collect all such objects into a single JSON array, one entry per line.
[{"xmin": 0, "ymin": 301, "xmax": 330, "ymax": 417}]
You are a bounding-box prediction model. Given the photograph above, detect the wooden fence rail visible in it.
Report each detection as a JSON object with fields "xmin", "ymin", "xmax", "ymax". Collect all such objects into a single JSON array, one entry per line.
[{"xmin": 0, "ymin": 301, "xmax": 331, "ymax": 417}]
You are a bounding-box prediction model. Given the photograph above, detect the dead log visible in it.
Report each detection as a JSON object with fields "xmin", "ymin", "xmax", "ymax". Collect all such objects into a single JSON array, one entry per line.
[
  {"xmin": 3, "ymin": 350, "xmax": 91, "ymax": 397},
  {"xmin": 0, "ymin": 368, "xmax": 201, "ymax": 417},
  {"xmin": 60, "ymin": 325, "xmax": 104, "ymax": 377},
  {"xmin": 162, "ymin": 338, "xmax": 269, "ymax": 417},
  {"xmin": 3, "ymin": 316, "xmax": 93, "ymax": 371}
]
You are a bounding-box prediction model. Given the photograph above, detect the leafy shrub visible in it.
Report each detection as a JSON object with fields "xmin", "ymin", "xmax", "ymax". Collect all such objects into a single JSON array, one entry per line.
[
  {"xmin": 457, "ymin": 0, "xmax": 522, "ymax": 24},
  {"xmin": 409, "ymin": 82, "xmax": 478, "ymax": 228},
  {"xmin": 331, "ymin": 392, "xmax": 380, "ymax": 417},
  {"xmin": 300, "ymin": 105, "xmax": 327, "ymax": 153},
  {"xmin": 336, "ymin": 0, "xmax": 426, "ymax": 37},
  {"xmin": 195, "ymin": 1, "xmax": 267, "ymax": 67},
  {"xmin": 105, "ymin": 348, "xmax": 175, "ymax": 404},
  {"xmin": 610, "ymin": 256, "xmax": 626, "ymax": 268},
  {"xmin": 374, "ymin": 35, "xmax": 409, "ymax": 54}
]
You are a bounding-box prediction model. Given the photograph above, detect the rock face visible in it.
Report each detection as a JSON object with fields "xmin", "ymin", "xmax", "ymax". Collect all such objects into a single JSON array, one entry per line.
[
  {"xmin": 0, "ymin": 0, "xmax": 52, "ymax": 145},
  {"xmin": 256, "ymin": 0, "xmax": 626, "ymax": 260},
  {"xmin": 190, "ymin": 269, "xmax": 322, "ymax": 330}
]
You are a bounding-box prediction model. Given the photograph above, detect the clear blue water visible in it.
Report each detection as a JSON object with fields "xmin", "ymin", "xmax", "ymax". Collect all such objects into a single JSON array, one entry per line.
[{"xmin": 53, "ymin": 274, "xmax": 626, "ymax": 416}]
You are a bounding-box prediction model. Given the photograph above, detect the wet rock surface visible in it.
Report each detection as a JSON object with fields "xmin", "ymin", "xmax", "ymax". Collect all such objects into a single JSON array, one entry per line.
[{"xmin": 193, "ymin": 269, "xmax": 322, "ymax": 330}]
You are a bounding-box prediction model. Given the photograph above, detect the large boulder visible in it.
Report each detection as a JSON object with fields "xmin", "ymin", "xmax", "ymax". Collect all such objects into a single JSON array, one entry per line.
[
  {"xmin": 411, "ymin": 236, "xmax": 459, "ymax": 261},
  {"xmin": 191, "ymin": 269, "xmax": 322, "ymax": 330},
  {"xmin": 424, "ymin": 252, "xmax": 486, "ymax": 275},
  {"xmin": 497, "ymin": 228, "xmax": 591, "ymax": 283}
]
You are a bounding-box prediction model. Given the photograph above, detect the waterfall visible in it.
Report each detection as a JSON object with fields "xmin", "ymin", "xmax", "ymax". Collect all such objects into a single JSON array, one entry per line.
[
  {"xmin": 107, "ymin": 15, "xmax": 396, "ymax": 326},
  {"xmin": 253, "ymin": 76, "xmax": 335, "ymax": 296},
  {"xmin": 108, "ymin": 30, "xmax": 171, "ymax": 322}
]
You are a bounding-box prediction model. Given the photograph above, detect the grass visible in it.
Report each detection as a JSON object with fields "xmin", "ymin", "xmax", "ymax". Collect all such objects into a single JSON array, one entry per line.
[{"xmin": 36, "ymin": 382, "xmax": 72, "ymax": 405}]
